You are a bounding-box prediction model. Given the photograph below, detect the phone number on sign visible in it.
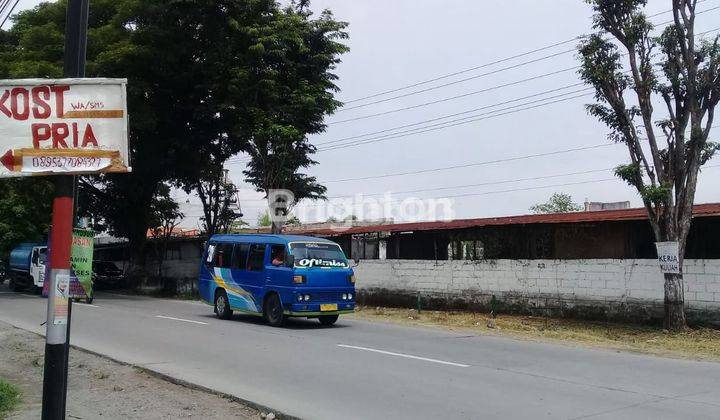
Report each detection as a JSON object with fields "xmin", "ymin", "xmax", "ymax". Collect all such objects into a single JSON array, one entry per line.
[{"xmin": 30, "ymin": 156, "xmax": 104, "ymax": 169}]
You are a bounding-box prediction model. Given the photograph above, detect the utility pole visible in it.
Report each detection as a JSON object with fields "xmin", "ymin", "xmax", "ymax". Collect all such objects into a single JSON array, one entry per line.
[{"xmin": 41, "ymin": 1, "xmax": 89, "ymax": 419}]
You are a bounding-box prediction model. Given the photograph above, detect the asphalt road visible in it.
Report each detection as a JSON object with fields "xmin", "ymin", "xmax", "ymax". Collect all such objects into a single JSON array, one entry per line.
[{"xmin": 1, "ymin": 282, "xmax": 720, "ymax": 420}]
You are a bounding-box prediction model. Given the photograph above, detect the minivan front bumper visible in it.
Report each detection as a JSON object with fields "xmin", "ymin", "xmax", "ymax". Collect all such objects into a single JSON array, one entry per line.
[{"xmin": 285, "ymin": 301, "xmax": 355, "ymax": 316}]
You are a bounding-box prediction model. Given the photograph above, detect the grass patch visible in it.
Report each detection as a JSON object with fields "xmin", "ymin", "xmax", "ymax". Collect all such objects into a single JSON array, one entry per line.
[
  {"xmin": 0, "ymin": 379, "xmax": 20, "ymax": 418},
  {"xmin": 350, "ymin": 306, "xmax": 720, "ymax": 361}
]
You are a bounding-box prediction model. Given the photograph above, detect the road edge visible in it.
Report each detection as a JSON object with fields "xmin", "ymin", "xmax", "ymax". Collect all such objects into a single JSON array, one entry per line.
[{"xmin": 2, "ymin": 321, "xmax": 302, "ymax": 420}]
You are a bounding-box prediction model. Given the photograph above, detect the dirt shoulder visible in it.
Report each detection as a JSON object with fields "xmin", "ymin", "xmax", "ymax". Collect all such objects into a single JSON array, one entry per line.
[
  {"xmin": 349, "ymin": 306, "xmax": 720, "ymax": 362},
  {"xmin": 0, "ymin": 322, "xmax": 263, "ymax": 420}
]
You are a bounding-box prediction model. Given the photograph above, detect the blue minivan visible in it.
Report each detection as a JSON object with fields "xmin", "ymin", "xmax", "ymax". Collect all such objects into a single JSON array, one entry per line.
[{"xmin": 199, "ymin": 234, "xmax": 357, "ymax": 327}]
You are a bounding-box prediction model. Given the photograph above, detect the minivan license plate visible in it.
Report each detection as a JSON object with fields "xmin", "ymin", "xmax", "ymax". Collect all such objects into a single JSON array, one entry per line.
[{"xmin": 320, "ymin": 304, "xmax": 338, "ymax": 311}]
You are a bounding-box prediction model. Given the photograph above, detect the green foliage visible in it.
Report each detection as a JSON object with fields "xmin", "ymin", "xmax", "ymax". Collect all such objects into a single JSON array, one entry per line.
[
  {"xmin": 614, "ymin": 163, "xmax": 642, "ymax": 188},
  {"xmin": 586, "ymin": 0, "xmax": 653, "ymax": 46},
  {"xmin": 578, "ymin": 0, "xmax": 718, "ymax": 225},
  {"xmin": 641, "ymin": 184, "xmax": 672, "ymax": 205},
  {"xmin": 148, "ymin": 183, "xmax": 183, "ymax": 238},
  {"xmin": 257, "ymin": 210, "xmax": 300, "ymax": 227},
  {"xmin": 701, "ymin": 142, "xmax": 719, "ymax": 165},
  {"xmin": 1, "ymin": 0, "xmax": 348, "ymax": 250},
  {"xmin": 0, "ymin": 179, "xmax": 54, "ymax": 256},
  {"xmin": 191, "ymin": 167, "xmax": 242, "ymax": 236},
  {"xmin": 530, "ymin": 193, "xmax": 582, "ymax": 214},
  {"xmin": 258, "ymin": 211, "xmax": 271, "ymax": 227},
  {"xmin": 243, "ymin": 3, "xmax": 349, "ymax": 229},
  {"xmin": 0, "ymin": 379, "xmax": 20, "ymax": 416}
]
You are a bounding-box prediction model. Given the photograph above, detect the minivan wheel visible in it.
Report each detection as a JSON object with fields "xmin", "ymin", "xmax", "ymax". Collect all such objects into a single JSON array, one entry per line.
[
  {"xmin": 214, "ymin": 290, "xmax": 233, "ymax": 320},
  {"xmin": 318, "ymin": 315, "xmax": 339, "ymax": 326},
  {"xmin": 264, "ymin": 294, "xmax": 286, "ymax": 327}
]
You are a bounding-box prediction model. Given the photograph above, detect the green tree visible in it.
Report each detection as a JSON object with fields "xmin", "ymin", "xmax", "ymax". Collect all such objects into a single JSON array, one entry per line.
[
  {"xmin": 0, "ymin": 179, "xmax": 54, "ymax": 256},
  {"xmin": 2, "ymin": 0, "xmax": 344, "ymax": 259},
  {"xmin": 530, "ymin": 193, "xmax": 582, "ymax": 214},
  {"xmin": 148, "ymin": 183, "xmax": 184, "ymax": 278},
  {"xmin": 578, "ymin": 0, "xmax": 719, "ymax": 329},
  {"xmin": 243, "ymin": 2, "xmax": 349, "ymax": 234},
  {"xmin": 188, "ymin": 167, "xmax": 242, "ymax": 236}
]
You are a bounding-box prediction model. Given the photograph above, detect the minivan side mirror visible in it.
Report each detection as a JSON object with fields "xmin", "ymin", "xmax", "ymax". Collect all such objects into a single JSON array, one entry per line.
[
  {"xmin": 284, "ymin": 255, "xmax": 295, "ymax": 268},
  {"xmin": 353, "ymin": 258, "xmax": 360, "ymax": 267}
]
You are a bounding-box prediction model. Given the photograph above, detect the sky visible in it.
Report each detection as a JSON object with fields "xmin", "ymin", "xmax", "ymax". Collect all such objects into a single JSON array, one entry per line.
[{"xmin": 8, "ymin": 0, "xmax": 720, "ymax": 229}]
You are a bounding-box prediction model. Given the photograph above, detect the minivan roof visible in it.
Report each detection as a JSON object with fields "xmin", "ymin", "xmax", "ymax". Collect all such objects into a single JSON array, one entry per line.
[{"xmin": 209, "ymin": 234, "xmax": 337, "ymax": 245}]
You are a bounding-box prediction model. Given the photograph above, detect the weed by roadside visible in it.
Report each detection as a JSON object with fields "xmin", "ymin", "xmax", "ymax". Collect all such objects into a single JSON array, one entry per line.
[
  {"xmin": 0, "ymin": 379, "xmax": 20, "ymax": 418},
  {"xmin": 350, "ymin": 306, "xmax": 720, "ymax": 361}
]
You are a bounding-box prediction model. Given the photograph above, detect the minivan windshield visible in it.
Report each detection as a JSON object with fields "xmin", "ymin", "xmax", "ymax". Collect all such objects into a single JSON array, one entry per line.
[{"xmin": 289, "ymin": 242, "xmax": 348, "ymax": 268}]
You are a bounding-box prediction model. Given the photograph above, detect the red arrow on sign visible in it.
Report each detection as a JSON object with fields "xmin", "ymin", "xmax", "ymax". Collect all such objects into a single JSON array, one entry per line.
[{"xmin": 1, "ymin": 150, "xmax": 14, "ymax": 171}]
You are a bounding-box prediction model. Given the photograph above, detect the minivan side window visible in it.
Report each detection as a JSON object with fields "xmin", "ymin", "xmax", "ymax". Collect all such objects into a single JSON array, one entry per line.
[
  {"xmin": 269, "ymin": 245, "xmax": 286, "ymax": 266},
  {"xmin": 247, "ymin": 244, "xmax": 266, "ymax": 271},
  {"xmin": 213, "ymin": 243, "xmax": 233, "ymax": 268},
  {"xmin": 231, "ymin": 243, "xmax": 250, "ymax": 269}
]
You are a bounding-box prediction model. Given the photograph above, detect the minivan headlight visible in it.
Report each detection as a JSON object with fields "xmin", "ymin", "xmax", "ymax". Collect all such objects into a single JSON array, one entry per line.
[
  {"xmin": 296, "ymin": 294, "xmax": 303, "ymax": 302},
  {"xmin": 348, "ymin": 293, "xmax": 353, "ymax": 300}
]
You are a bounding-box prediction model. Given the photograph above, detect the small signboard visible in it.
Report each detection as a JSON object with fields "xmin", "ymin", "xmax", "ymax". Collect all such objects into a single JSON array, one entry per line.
[
  {"xmin": 53, "ymin": 274, "xmax": 70, "ymax": 325},
  {"xmin": 0, "ymin": 78, "xmax": 129, "ymax": 177},
  {"xmin": 655, "ymin": 241, "xmax": 680, "ymax": 274},
  {"xmin": 69, "ymin": 229, "xmax": 94, "ymax": 299}
]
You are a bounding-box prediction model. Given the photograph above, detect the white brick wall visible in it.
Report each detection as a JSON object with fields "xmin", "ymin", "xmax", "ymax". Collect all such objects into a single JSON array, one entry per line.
[{"xmin": 354, "ymin": 259, "xmax": 720, "ymax": 312}]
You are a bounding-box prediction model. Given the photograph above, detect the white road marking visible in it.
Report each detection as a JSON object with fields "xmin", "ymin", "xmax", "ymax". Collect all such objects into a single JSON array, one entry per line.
[
  {"xmin": 155, "ymin": 315, "xmax": 208, "ymax": 325},
  {"xmin": 337, "ymin": 344, "xmax": 470, "ymax": 368},
  {"xmin": 74, "ymin": 302, "xmax": 100, "ymax": 308}
]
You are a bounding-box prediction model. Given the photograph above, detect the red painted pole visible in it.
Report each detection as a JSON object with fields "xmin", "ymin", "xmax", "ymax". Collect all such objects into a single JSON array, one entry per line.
[
  {"xmin": 49, "ymin": 197, "xmax": 74, "ymax": 269},
  {"xmin": 42, "ymin": 1, "xmax": 89, "ymax": 419},
  {"xmin": 42, "ymin": 182, "xmax": 75, "ymax": 420}
]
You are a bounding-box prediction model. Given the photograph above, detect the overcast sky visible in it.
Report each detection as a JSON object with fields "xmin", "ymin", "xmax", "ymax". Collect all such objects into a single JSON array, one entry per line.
[{"xmin": 10, "ymin": 0, "xmax": 720, "ymax": 228}]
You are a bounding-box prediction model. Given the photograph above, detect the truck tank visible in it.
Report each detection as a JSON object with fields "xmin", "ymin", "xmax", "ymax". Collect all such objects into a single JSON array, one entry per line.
[{"xmin": 9, "ymin": 243, "xmax": 40, "ymax": 273}]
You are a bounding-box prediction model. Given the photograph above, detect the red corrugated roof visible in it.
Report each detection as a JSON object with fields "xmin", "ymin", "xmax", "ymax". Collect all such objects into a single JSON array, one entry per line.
[{"xmin": 286, "ymin": 203, "xmax": 720, "ymax": 237}]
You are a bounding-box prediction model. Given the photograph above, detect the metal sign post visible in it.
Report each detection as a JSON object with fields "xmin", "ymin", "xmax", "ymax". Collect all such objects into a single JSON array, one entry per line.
[{"xmin": 42, "ymin": 1, "xmax": 89, "ymax": 419}]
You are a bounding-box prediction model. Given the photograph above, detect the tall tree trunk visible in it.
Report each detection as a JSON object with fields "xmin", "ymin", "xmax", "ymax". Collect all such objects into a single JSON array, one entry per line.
[{"xmin": 664, "ymin": 272, "xmax": 686, "ymax": 330}]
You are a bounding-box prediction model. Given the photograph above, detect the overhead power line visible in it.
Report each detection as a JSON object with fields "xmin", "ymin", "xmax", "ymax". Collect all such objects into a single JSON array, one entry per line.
[
  {"xmin": 326, "ymin": 167, "xmax": 617, "ymax": 199},
  {"xmin": 0, "ymin": 0, "xmax": 19, "ymax": 28},
  {"xmin": 329, "ymin": 20, "xmax": 720, "ymax": 126},
  {"xmin": 328, "ymin": 66, "xmax": 579, "ymax": 125},
  {"xmin": 319, "ymin": 91, "xmax": 594, "ymax": 152},
  {"xmin": 225, "ymin": 26, "xmax": 720, "ymax": 165},
  {"xmin": 341, "ymin": 38, "xmax": 583, "ymax": 105},
  {"xmin": 317, "ymin": 82, "xmax": 587, "ymax": 146},
  {"xmin": 289, "ymin": 30, "xmax": 720, "ymax": 154},
  {"xmin": 222, "ymin": 163, "xmax": 720, "ymax": 211},
  {"xmin": 336, "ymin": 49, "xmax": 577, "ymax": 112},
  {"xmin": 339, "ymin": 0, "xmax": 714, "ymax": 106},
  {"xmin": 323, "ymin": 143, "xmax": 617, "ymax": 183},
  {"xmin": 226, "ymin": 88, "xmax": 594, "ymax": 164},
  {"xmin": 226, "ymin": 85, "xmax": 592, "ymax": 163},
  {"xmin": 325, "ymin": 121, "xmax": 720, "ymax": 182},
  {"xmin": 326, "ymin": 161, "xmax": 720, "ymax": 200}
]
